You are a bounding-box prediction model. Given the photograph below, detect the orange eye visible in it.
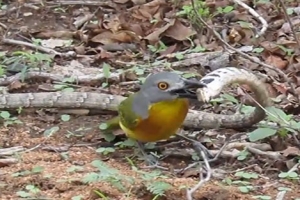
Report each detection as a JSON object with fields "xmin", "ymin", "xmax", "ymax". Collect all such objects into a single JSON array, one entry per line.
[{"xmin": 157, "ymin": 82, "xmax": 169, "ymax": 90}]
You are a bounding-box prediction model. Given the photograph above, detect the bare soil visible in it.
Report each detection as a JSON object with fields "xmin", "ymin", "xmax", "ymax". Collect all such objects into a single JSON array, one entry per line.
[{"xmin": 1, "ymin": 114, "xmax": 300, "ymax": 200}]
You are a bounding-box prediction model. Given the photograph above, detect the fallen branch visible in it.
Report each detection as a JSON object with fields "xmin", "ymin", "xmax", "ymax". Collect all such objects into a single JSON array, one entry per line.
[
  {"xmin": 0, "ymin": 146, "xmax": 25, "ymax": 156},
  {"xmin": 2, "ymin": 38, "xmax": 76, "ymax": 58},
  {"xmin": 0, "ymin": 158, "xmax": 19, "ymax": 165}
]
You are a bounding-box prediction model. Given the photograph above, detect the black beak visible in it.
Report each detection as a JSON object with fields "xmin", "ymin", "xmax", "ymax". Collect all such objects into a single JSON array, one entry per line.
[{"xmin": 170, "ymin": 78, "xmax": 206, "ymax": 99}]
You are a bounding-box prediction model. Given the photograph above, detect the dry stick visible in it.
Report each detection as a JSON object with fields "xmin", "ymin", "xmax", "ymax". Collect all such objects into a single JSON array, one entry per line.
[
  {"xmin": 47, "ymin": 0, "xmax": 113, "ymax": 6},
  {"xmin": 190, "ymin": 0, "xmax": 299, "ymax": 102},
  {"xmin": 276, "ymin": 191, "xmax": 286, "ymax": 200},
  {"xmin": 276, "ymin": 0, "xmax": 300, "ymax": 48},
  {"xmin": 232, "ymin": 0, "xmax": 268, "ymax": 37},
  {"xmin": 186, "ymin": 144, "xmax": 212, "ymax": 200},
  {"xmin": 2, "ymin": 38, "xmax": 76, "ymax": 58}
]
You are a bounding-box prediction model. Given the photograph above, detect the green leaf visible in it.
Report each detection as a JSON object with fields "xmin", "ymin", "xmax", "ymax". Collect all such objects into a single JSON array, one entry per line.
[
  {"xmin": 287, "ymin": 171, "xmax": 298, "ymax": 178},
  {"xmin": 0, "ymin": 111, "xmax": 10, "ymax": 119},
  {"xmin": 61, "ymin": 114, "xmax": 71, "ymax": 122},
  {"xmin": 238, "ymin": 186, "xmax": 250, "ymax": 193},
  {"xmin": 99, "ymin": 123, "xmax": 108, "ymax": 130},
  {"xmin": 53, "ymin": 84, "xmax": 66, "ymax": 89},
  {"xmin": 16, "ymin": 191, "xmax": 31, "ymax": 198},
  {"xmin": 266, "ymin": 106, "xmax": 291, "ymax": 122},
  {"xmin": 135, "ymin": 68, "xmax": 144, "ymax": 75},
  {"xmin": 248, "ymin": 128, "xmax": 277, "ymax": 142},
  {"xmin": 252, "ymin": 48, "xmax": 264, "ymax": 53},
  {"xmin": 102, "ymin": 132, "xmax": 116, "ymax": 142},
  {"xmin": 62, "ymin": 87, "xmax": 75, "ymax": 92},
  {"xmin": 32, "ymin": 166, "xmax": 44, "ymax": 173},
  {"xmin": 175, "ymin": 53, "xmax": 184, "ymax": 60},
  {"xmin": 102, "ymin": 63, "xmax": 111, "ymax": 78},
  {"xmin": 221, "ymin": 94, "xmax": 238, "ymax": 104},
  {"xmin": 278, "ymin": 172, "xmax": 288, "ymax": 178},
  {"xmin": 286, "ymin": 8, "xmax": 294, "ymax": 15},
  {"xmin": 223, "ymin": 6, "xmax": 234, "ymax": 13},
  {"xmin": 72, "ymin": 195, "xmax": 83, "ymax": 200},
  {"xmin": 241, "ymin": 105, "xmax": 256, "ymax": 114},
  {"xmin": 43, "ymin": 126, "xmax": 60, "ymax": 137},
  {"xmin": 238, "ymin": 21, "xmax": 253, "ymax": 29}
]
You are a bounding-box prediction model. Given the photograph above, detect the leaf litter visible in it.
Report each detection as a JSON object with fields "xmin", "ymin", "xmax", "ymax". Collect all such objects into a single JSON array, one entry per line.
[{"xmin": 0, "ymin": 0, "xmax": 300, "ymax": 199}]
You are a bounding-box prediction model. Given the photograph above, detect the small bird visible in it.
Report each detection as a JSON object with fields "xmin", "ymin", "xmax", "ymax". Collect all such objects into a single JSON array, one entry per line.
[{"xmin": 104, "ymin": 72, "xmax": 206, "ymax": 163}]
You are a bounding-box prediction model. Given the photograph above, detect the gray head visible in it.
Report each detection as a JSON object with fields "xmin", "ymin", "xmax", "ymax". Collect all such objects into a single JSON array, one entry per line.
[{"xmin": 132, "ymin": 72, "xmax": 206, "ymax": 119}]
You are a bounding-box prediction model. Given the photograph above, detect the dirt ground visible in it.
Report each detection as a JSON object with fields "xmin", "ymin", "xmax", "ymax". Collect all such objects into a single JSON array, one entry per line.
[
  {"xmin": 1, "ymin": 0, "xmax": 300, "ymax": 200},
  {"xmin": 0, "ymin": 114, "xmax": 300, "ymax": 200}
]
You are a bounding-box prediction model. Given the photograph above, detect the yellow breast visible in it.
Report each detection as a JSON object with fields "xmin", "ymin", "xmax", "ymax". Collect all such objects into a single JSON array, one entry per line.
[{"xmin": 119, "ymin": 99, "xmax": 189, "ymax": 142}]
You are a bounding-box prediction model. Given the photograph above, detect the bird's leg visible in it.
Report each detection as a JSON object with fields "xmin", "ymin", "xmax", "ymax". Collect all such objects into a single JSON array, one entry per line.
[
  {"xmin": 136, "ymin": 141, "xmax": 169, "ymax": 170},
  {"xmin": 136, "ymin": 141, "xmax": 158, "ymax": 166}
]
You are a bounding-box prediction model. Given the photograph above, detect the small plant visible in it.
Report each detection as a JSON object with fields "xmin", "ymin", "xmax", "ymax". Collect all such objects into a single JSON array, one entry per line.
[
  {"xmin": 53, "ymin": 77, "xmax": 76, "ymax": 92},
  {"xmin": 176, "ymin": 1, "xmax": 210, "ymax": 23},
  {"xmin": 216, "ymin": 6, "xmax": 234, "ymax": 14},
  {"xmin": 234, "ymin": 171, "xmax": 259, "ymax": 179},
  {"xmin": 60, "ymin": 114, "xmax": 71, "ymax": 122},
  {"xmin": 278, "ymin": 171, "xmax": 299, "ymax": 180},
  {"xmin": 83, "ymin": 160, "xmax": 134, "ymax": 192},
  {"xmin": 16, "ymin": 184, "xmax": 41, "ymax": 198},
  {"xmin": 237, "ymin": 149, "xmax": 250, "ymax": 161},
  {"xmin": 12, "ymin": 166, "xmax": 44, "ymax": 177},
  {"xmin": 0, "ymin": 111, "xmax": 22, "ymax": 127},
  {"xmin": 96, "ymin": 147, "xmax": 115, "ymax": 155},
  {"xmin": 148, "ymin": 41, "xmax": 167, "ymax": 54},
  {"xmin": 132, "ymin": 167, "xmax": 173, "ymax": 198}
]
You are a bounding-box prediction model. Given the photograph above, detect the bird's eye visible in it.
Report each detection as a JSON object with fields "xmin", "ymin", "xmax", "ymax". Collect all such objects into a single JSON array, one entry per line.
[{"xmin": 157, "ymin": 82, "xmax": 169, "ymax": 90}]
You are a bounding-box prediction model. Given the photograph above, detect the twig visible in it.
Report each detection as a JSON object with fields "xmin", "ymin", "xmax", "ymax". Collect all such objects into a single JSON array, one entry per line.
[
  {"xmin": 2, "ymin": 38, "xmax": 76, "ymax": 58},
  {"xmin": 246, "ymin": 146, "xmax": 284, "ymax": 160},
  {"xmin": 228, "ymin": 164, "xmax": 258, "ymax": 173},
  {"xmin": 47, "ymin": 0, "xmax": 115, "ymax": 6},
  {"xmin": 0, "ymin": 146, "xmax": 25, "ymax": 156},
  {"xmin": 276, "ymin": 191, "xmax": 287, "ymax": 200},
  {"xmin": 276, "ymin": 0, "xmax": 300, "ymax": 48},
  {"xmin": 186, "ymin": 143, "xmax": 212, "ymax": 200},
  {"xmin": 287, "ymin": 162, "xmax": 300, "ymax": 173},
  {"xmin": 232, "ymin": 0, "xmax": 268, "ymax": 37},
  {"xmin": 190, "ymin": 0, "xmax": 299, "ymax": 102}
]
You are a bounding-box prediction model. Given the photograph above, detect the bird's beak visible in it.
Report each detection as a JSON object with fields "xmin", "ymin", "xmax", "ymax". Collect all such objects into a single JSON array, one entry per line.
[{"xmin": 169, "ymin": 78, "xmax": 206, "ymax": 99}]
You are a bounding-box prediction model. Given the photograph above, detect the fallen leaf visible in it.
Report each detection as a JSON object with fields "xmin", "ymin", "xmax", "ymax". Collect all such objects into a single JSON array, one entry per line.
[
  {"xmin": 144, "ymin": 19, "xmax": 175, "ymax": 43},
  {"xmin": 265, "ymin": 55, "xmax": 288, "ymax": 70},
  {"xmin": 280, "ymin": 17, "xmax": 300, "ymax": 33},
  {"xmin": 272, "ymin": 82, "xmax": 288, "ymax": 95},
  {"xmin": 8, "ymin": 80, "xmax": 26, "ymax": 91},
  {"xmin": 281, "ymin": 146, "xmax": 300, "ymax": 157},
  {"xmin": 159, "ymin": 43, "xmax": 177, "ymax": 56},
  {"xmin": 164, "ymin": 19, "xmax": 196, "ymax": 41}
]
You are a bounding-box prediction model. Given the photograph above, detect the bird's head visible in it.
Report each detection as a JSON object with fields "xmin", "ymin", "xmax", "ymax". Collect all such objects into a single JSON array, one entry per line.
[
  {"xmin": 131, "ymin": 72, "xmax": 206, "ymax": 119},
  {"xmin": 139, "ymin": 72, "xmax": 206, "ymax": 103}
]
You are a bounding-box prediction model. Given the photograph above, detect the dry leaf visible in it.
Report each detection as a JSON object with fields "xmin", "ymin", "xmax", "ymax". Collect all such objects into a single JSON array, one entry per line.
[
  {"xmin": 281, "ymin": 146, "xmax": 300, "ymax": 157},
  {"xmin": 164, "ymin": 19, "xmax": 196, "ymax": 41},
  {"xmin": 265, "ymin": 55, "xmax": 288, "ymax": 70}
]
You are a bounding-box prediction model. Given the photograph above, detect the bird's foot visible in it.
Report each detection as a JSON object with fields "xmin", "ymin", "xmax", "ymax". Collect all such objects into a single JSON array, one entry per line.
[{"xmin": 136, "ymin": 141, "xmax": 168, "ymax": 170}]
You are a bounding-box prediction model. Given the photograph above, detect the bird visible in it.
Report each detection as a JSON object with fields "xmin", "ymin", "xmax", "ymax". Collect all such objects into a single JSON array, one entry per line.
[{"xmin": 103, "ymin": 72, "xmax": 206, "ymax": 164}]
